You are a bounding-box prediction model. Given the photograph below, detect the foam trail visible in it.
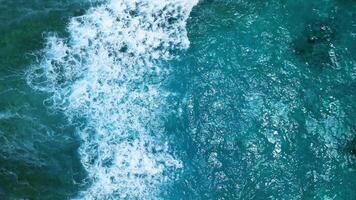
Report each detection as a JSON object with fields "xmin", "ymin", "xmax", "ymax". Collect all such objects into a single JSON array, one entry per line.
[{"xmin": 27, "ymin": 0, "xmax": 198, "ymax": 199}]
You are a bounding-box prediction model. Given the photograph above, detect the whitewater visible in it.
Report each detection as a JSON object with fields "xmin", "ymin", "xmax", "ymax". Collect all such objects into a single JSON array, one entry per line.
[{"xmin": 26, "ymin": 0, "xmax": 198, "ymax": 199}]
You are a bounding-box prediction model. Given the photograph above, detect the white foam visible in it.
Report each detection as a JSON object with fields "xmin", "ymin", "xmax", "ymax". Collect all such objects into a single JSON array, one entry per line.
[{"xmin": 27, "ymin": 0, "xmax": 198, "ymax": 199}]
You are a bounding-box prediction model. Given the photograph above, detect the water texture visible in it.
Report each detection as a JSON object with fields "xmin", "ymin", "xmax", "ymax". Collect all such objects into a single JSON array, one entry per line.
[{"xmin": 0, "ymin": 0, "xmax": 355, "ymax": 199}]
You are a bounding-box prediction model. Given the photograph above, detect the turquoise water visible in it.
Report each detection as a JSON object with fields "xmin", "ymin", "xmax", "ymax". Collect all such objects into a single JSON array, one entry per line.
[{"xmin": 0, "ymin": 0, "xmax": 355, "ymax": 199}]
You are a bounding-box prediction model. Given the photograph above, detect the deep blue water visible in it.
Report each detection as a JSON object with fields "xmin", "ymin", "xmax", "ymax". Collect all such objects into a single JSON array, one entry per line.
[{"xmin": 0, "ymin": 0, "xmax": 355, "ymax": 199}]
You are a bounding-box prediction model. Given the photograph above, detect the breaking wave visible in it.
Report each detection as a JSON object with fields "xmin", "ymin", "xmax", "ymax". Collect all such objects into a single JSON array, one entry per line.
[{"xmin": 26, "ymin": 0, "xmax": 198, "ymax": 199}]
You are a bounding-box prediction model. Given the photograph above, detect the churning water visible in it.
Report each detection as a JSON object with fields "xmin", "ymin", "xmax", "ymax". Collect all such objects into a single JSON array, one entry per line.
[{"xmin": 26, "ymin": 0, "xmax": 198, "ymax": 199}]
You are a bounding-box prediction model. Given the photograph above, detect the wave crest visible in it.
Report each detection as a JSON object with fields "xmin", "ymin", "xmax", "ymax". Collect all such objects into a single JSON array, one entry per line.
[{"xmin": 27, "ymin": 0, "xmax": 198, "ymax": 199}]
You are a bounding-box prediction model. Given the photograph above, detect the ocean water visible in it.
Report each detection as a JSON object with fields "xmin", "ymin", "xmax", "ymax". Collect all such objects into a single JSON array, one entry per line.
[{"xmin": 0, "ymin": 0, "xmax": 355, "ymax": 199}]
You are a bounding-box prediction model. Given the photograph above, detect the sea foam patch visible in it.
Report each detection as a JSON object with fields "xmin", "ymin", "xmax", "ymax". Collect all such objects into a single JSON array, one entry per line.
[{"xmin": 27, "ymin": 0, "xmax": 198, "ymax": 199}]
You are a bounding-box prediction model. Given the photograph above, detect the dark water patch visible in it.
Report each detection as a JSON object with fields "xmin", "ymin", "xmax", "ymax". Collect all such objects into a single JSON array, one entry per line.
[
  {"xmin": 0, "ymin": 114, "xmax": 87, "ymax": 199},
  {"xmin": 0, "ymin": 1, "xmax": 91, "ymax": 199},
  {"xmin": 0, "ymin": 0, "xmax": 91, "ymax": 69},
  {"xmin": 290, "ymin": 0, "xmax": 356, "ymax": 74},
  {"xmin": 346, "ymin": 137, "xmax": 356, "ymax": 156},
  {"xmin": 292, "ymin": 20, "xmax": 336, "ymax": 70}
]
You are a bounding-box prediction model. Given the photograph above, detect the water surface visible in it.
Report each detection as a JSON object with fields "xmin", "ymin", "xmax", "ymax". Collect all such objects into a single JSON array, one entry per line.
[{"xmin": 0, "ymin": 0, "xmax": 355, "ymax": 199}]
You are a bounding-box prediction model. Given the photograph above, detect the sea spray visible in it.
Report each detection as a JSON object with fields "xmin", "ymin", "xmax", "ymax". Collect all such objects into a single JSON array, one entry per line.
[{"xmin": 27, "ymin": 0, "xmax": 198, "ymax": 199}]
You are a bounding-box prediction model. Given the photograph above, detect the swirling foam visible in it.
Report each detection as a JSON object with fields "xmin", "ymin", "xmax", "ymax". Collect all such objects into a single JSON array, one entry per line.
[{"xmin": 27, "ymin": 0, "xmax": 198, "ymax": 199}]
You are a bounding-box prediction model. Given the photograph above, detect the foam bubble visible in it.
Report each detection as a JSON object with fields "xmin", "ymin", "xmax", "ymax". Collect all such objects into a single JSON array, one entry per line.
[{"xmin": 27, "ymin": 0, "xmax": 198, "ymax": 199}]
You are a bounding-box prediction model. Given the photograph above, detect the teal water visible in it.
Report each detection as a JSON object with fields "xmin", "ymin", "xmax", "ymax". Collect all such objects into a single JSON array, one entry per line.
[{"xmin": 0, "ymin": 0, "xmax": 355, "ymax": 199}]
